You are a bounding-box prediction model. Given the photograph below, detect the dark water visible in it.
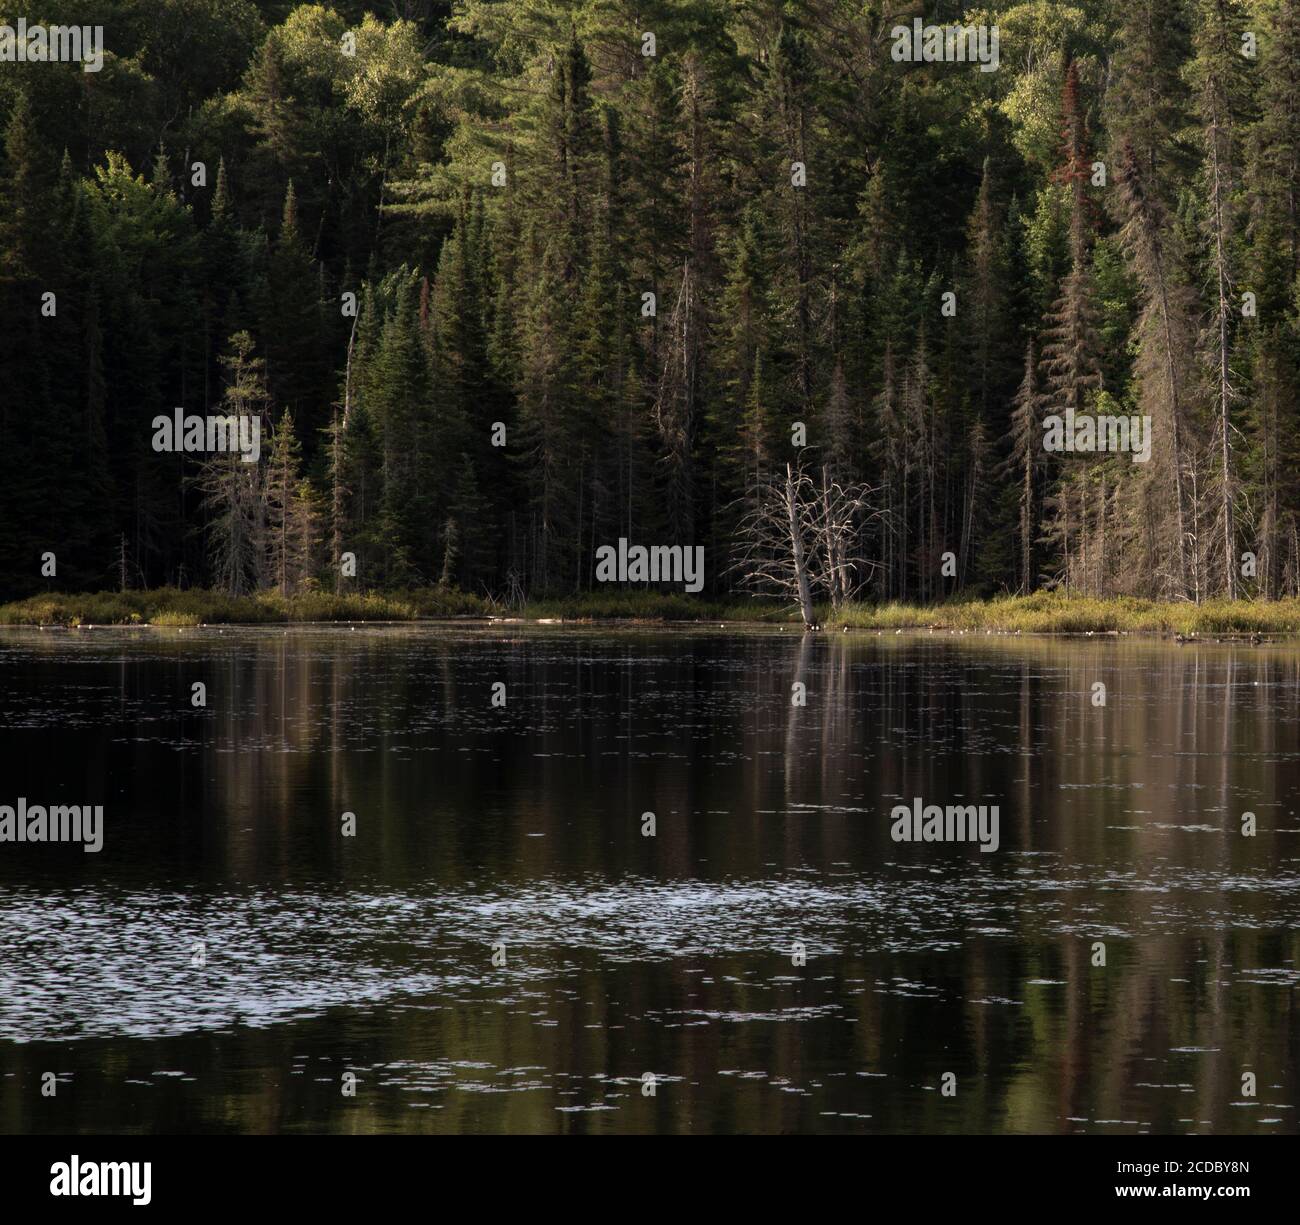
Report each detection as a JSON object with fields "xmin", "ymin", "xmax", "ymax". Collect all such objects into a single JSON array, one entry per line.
[{"xmin": 0, "ymin": 625, "xmax": 1296, "ymax": 1134}]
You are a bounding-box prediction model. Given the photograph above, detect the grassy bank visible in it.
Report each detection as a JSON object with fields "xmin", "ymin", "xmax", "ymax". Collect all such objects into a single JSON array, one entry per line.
[
  {"xmin": 0, "ymin": 586, "xmax": 771, "ymax": 627},
  {"xmin": 4, "ymin": 587, "xmax": 1300, "ymax": 636},
  {"xmin": 0, "ymin": 586, "xmax": 487, "ymax": 627},
  {"xmin": 825, "ymin": 592, "xmax": 1300, "ymax": 636}
]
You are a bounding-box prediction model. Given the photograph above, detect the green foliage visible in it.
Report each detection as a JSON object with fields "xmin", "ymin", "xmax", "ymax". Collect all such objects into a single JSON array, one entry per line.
[{"xmin": 4, "ymin": 0, "xmax": 1300, "ymax": 610}]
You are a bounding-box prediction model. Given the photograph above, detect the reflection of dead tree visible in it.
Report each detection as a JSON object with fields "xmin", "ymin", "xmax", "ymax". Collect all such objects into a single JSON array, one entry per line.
[{"xmin": 731, "ymin": 461, "xmax": 883, "ymax": 629}]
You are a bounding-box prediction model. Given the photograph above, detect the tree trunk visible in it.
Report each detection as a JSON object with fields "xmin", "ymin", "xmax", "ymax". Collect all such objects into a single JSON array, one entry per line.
[{"xmin": 786, "ymin": 463, "xmax": 815, "ymax": 627}]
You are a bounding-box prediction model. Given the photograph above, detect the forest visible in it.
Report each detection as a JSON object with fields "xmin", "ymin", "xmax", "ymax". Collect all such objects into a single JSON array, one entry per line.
[{"xmin": 2, "ymin": 0, "xmax": 1299, "ymax": 610}]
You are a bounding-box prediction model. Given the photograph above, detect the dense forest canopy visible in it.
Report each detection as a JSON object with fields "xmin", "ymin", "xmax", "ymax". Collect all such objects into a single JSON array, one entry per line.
[{"xmin": 2, "ymin": 0, "xmax": 1299, "ymax": 605}]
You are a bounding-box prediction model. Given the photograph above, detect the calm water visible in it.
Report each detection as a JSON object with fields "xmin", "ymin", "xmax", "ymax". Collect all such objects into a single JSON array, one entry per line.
[{"xmin": 0, "ymin": 625, "xmax": 1296, "ymax": 1134}]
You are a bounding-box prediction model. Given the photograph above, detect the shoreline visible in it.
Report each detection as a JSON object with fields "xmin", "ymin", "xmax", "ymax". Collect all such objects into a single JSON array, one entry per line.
[{"xmin": 3, "ymin": 588, "xmax": 1300, "ymax": 639}]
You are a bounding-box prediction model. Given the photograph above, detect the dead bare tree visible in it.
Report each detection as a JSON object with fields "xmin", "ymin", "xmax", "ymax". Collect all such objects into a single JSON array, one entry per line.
[{"xmin": 730, "ymin": 460, "xmax": 882, "ymax": 628}]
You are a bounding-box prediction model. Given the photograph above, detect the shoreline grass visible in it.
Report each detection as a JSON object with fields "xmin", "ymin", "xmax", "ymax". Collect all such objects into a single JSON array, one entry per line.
[
  {"xmin": 4, "ymin": 587, "xmax": 1300, "ymax": 637},
  {"xmin": 824, "ymin": 592, "xmax": 1300, "ymax": 636},
  {"xmin": 0, "ymin": 586, "xmax": 487, "ymax": 628}
]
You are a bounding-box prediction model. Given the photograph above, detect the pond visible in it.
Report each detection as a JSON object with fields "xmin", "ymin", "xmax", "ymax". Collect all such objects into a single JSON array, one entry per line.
[{"xmin": 0, "ymin": 625, "xmax": 1295, "ymax": 1133}]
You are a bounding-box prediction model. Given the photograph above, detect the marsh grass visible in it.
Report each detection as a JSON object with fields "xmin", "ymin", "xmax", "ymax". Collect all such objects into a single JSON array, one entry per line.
[
  {"xmin": 4, "ymin": 586, "xmax": 1300, "ymax": 635},
  {"xmin": 0, "ymin": 586, "xmax": 486, "ymax": 626},
  {"xmin": 826, "ymin": 592, "xmax": 1300, "ymax": 635}
]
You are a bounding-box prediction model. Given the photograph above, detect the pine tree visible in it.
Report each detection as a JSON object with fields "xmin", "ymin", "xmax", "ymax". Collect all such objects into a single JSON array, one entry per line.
[
  {"xmin": 198, "ymin": 333, "xmax": 270, "ymax": 596},
  {"xmin": 1117, "ymin": 140, "xmax": 1199, "ymax": 597},
  {"xmin": 265, "ymin": 410, "xmax": 305, "ymax": 595},
  {"xmin": 1007, "ymin": 341, "xmax": 1043, "ymax": 592},
  {"xmin": 260, "ymin": 182, "xmax": 328, "ymax": 445},
  {"xmin": 963, "ymin": 158, "xmax": 1014, "ymax": 426},
  {"xmin": 1189, "ymin": 0, "xmax": 1251, "ymax": 597}
]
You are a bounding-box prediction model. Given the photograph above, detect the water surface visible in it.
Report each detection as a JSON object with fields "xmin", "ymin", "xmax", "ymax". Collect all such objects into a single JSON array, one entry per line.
[{"xmin": 0, "ymin": 625, "xmax": 1296, "ymax": 1133}]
